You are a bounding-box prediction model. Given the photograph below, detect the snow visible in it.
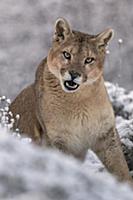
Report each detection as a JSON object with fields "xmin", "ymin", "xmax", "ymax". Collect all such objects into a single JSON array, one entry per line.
[
  {"xmin": 106, "ymin": 82, "xmax": 133, "ymax": 119},
  {"xmin": 0, "ymin": 128, "xmax": 133, "ymax": 200},
  {"xmin": 118, "ymin": 38, "xmax": 123, "ymax": 44}
]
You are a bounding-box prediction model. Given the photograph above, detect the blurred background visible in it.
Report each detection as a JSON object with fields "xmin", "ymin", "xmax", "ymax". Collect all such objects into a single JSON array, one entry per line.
[{"xmin": 0, "ymin": 0, "xmax": 132, "ymax": 99}]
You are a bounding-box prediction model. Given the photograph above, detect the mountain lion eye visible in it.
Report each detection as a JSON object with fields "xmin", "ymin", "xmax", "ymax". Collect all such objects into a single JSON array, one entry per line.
[
  {"xmin": 63, "ymin": 51, "xmax": 71, "ymax": 60},
  {"xmin": 85, "ymin": 57, "xmax": 95, "ymax": 64}
]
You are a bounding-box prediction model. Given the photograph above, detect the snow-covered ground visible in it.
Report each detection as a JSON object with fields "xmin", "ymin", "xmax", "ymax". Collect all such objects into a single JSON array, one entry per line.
[{"xmin": 0, "ymin": 129, "xmax": 133, "ymax": 200}]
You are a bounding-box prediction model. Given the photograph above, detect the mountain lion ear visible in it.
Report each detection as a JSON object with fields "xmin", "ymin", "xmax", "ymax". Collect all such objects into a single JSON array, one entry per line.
[
  {"xmin": 53, "ymin": 18, "xmax": 72, "ymax": 42},
  {"xmin": 96, "ymin": 28, "xmax": 114, "ymax": 48}
]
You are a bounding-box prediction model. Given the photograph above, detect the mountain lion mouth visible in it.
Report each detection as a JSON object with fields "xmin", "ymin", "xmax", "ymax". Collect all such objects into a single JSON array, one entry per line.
[{"xmin": 64, "ymin": 80, "xmax": 80, "ymax": 91}]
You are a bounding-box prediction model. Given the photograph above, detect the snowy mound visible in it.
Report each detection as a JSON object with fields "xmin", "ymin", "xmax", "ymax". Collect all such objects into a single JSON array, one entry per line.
[
  {"xmin": 0, "ymin": 129, "xmax": 133, "ymax": 200},
  {"xmin": 106, "ymin": 82, "xmax": 133, "ymax": 171},
  {"xmin": 106, "ymin": 82, "xmax": 133, "ymax": 120}
]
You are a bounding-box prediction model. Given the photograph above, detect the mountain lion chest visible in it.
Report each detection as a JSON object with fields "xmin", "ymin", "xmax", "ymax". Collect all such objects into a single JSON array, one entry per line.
[{"xmin": 43, "ymin": 97, "xmax": 114, "ymax": 154}]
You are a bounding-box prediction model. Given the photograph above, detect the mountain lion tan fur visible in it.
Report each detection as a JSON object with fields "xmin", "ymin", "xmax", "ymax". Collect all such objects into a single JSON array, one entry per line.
[{"xmin": 10, "ymin": 18, "xmax": 132, "ymax": 184}]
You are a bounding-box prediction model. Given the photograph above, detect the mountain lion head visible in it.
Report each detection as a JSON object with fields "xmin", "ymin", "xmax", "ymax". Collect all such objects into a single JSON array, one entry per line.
[{"xmin": 47, "ymin": 18, "xmax": 114, "ymax": 93}]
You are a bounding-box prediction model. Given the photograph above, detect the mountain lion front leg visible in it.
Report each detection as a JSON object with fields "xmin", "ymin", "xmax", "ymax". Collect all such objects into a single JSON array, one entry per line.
[{"xmin": 94, "ymin": 128, "xmax": 133, "ymax": 183}]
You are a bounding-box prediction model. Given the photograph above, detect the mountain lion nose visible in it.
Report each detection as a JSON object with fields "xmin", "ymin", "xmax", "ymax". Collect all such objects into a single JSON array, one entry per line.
[{"xmin": 69, "ymin": 70, "xmax": 81, "ymax": 80}]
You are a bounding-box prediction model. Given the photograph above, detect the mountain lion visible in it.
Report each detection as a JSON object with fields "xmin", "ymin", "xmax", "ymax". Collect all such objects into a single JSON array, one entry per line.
[{"xmin": 10, "ymin": 18, "xmax": 132, "ymax": 183}]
